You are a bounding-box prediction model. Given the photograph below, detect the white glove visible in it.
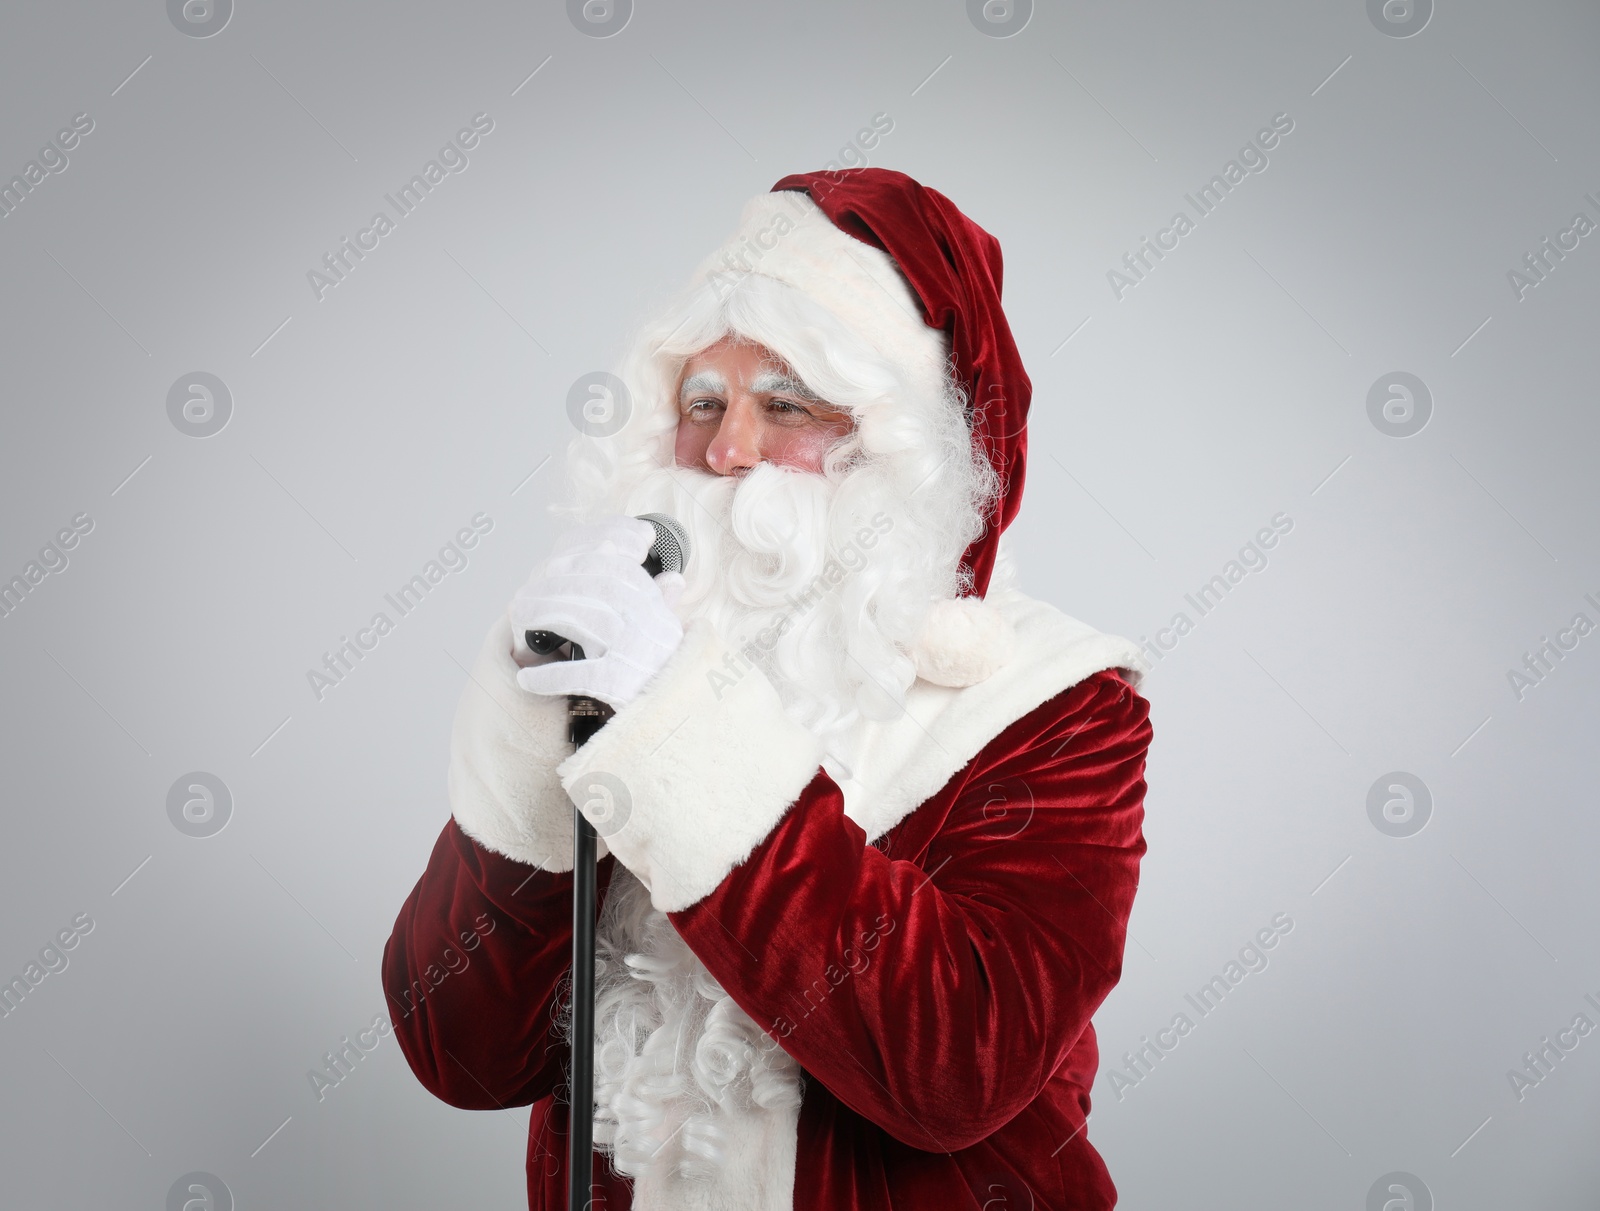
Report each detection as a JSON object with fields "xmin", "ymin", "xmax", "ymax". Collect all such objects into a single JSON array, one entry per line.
[{"xmin": 509, "ymin": 516, "xmax": 686, "ymax": 711}]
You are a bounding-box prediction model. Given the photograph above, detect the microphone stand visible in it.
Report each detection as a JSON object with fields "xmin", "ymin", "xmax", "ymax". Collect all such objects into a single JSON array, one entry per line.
[
  {"xmin": 525, "ymin": 630, "xmax": 614, "ymax": 1211},
  {"xmin": 526, "ymin": 524, "xmax": 680, "ymax": 1211}
]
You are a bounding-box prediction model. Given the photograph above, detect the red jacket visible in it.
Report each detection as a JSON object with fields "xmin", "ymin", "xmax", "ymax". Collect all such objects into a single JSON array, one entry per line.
[{"xmin": 383, "ymin": 607, "xmax": 1151, "ymax": 1210}]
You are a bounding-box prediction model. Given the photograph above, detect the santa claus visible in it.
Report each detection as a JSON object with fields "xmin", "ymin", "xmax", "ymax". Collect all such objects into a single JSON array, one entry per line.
[{"xmin": 383, "ymin": 168, "xmax": 1154, "ymax": 1210}]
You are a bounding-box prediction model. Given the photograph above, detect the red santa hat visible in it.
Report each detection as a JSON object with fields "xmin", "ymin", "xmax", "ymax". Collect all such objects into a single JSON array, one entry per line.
[{"xmin": 685, "ymin": 168, "xmax": 1029, "ymax": 685}]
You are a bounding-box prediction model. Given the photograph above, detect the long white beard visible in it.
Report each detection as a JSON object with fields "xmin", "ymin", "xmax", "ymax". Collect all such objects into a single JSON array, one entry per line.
[
  {"xmin": 572, "ymin": 460, "xmax": 925, "ymax": 1200},
  {"xmin": 584, "ymin": 864, "xmax": 804, "ymax": 1203}
]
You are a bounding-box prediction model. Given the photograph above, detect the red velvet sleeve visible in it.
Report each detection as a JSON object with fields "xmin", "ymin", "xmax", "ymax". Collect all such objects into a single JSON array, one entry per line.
[
  {"xmin": 666, "ymin": 669, "xmax": 1151, "ymax": 1153},
  {"xmin": 381, "ymin": 818, "xmax": 616, "ymax": 1111}
]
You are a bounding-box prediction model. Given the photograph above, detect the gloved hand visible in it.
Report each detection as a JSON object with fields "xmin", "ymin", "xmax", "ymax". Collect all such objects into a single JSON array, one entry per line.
[{"xmin": 509, "ymin": 516, "xmax": 686, "ymax": 712}]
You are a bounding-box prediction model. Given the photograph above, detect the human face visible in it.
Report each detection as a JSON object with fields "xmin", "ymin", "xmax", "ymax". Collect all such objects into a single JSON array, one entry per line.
[{"xmin": 673, "ymin": 337, "xmax": 854, "ymax": 477}]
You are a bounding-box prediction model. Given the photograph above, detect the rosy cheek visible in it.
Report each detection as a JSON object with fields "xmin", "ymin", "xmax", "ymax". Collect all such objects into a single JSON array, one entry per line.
[
  {"xmin": 674, "ymin": 421, "xmax": 710, "ymax": 468},
  {"xmin": 766, "ymin": 428, "xmax": 837, "ymax": 473}
]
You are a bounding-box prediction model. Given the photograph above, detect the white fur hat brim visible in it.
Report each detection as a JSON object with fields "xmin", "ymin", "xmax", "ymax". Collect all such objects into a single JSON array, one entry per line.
[{"xmin": 687, "ymin": 190, "xmax": 950, "ymax": 407}]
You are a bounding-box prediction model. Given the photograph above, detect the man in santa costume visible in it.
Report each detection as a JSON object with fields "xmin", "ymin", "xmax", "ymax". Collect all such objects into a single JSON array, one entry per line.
[{"xmin": 383, "ymin": 167, "xmax": 1154, "ymax": 1210}]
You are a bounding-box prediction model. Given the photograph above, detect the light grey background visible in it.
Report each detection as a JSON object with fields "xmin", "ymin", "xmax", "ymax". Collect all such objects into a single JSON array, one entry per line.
[{"xmin": 2, "ymin": 1, "xmax": 1597, "ymax": 1207}]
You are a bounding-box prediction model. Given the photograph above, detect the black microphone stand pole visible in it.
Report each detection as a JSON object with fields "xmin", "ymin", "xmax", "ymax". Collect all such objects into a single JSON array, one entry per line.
[
  {"xmin": 525, "ymin": 629, "xmax": 613, "ymax": 1211},
  {"xmin": 526, "ymin": 522, "xmax": 682, "ymax": 1211}
]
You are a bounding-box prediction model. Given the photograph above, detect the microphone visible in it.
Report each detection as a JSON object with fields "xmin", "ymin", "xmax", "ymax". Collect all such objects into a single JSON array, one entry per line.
[{"xmin": 525, "ymin": 513, "xmax": 691, "ymax": 745}]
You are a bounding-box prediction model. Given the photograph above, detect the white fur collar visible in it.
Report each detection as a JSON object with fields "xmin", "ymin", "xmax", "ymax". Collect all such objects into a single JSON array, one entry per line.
[{"xmin": 829, "ymin": 586, "xmax": 1148, "ymax": 845}]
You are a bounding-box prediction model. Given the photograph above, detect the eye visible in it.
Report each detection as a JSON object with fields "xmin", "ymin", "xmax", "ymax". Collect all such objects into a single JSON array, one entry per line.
[{"xmin": 768, "ymin": 398, "xmax": 836, "ymax": 424}]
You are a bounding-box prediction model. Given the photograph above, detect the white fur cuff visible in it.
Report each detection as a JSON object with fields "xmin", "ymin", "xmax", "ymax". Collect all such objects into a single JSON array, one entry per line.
[
  {"xmin": 556, "ymin": 619, "xmax": 825, "ymax": 913},
  {"xmin": 448, "ymin": 614, "xmax": 607, "ymax": 872}
]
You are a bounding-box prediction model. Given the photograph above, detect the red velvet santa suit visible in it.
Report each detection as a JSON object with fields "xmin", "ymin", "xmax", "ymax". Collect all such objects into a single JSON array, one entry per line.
[{"xmin": 383, "ymin": 169, "xmax": 1153, "ymax": 1210}]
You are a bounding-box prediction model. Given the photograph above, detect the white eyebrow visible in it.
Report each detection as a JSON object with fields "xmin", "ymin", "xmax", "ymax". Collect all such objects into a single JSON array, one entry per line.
[
  {"xmin": 679, "ymin": 369, "xmax": 727, "ymax": 402},
  {"xmin": 748, "ymin": 369, "xmax": 820, "ymax": 401}
]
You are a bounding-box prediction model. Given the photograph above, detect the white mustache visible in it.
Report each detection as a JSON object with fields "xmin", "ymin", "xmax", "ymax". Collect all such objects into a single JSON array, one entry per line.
[
  {"xmin": 639, "ymin": 462, "xmax": 837, "ymax": 614},
  {"xmin": 725, "ymin": 465, "xmax": 833, "ymax": 602}
]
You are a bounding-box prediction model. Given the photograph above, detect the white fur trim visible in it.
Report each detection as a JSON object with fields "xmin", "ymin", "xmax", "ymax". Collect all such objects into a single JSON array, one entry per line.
[
  {"xmin": 911, "ymin": 596, "xmax": 1017, "ymax": 687},
  {"xmin": 689, "ymin": 191, "xmax": 949, "ymax": 407},
  {"xmin": 839, "ymin": 588, "xmax": 1150, "ymax": 845},
  {"xmin": 557, "ymin": 618, "xmax": 825, "ymax": 914},
  {"xmin": 447, "ymin": 614, "xmax": 609, "ymax": 872}
]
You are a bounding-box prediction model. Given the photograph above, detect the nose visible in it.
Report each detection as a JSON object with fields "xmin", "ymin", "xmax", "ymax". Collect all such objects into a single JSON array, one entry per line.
[{"xmin": 704, "ymin": 398, "xmax": 761, "ymax": 477}]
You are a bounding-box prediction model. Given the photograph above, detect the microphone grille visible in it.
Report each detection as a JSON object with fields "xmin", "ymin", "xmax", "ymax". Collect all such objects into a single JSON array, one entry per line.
[{"xmin": 636, "ymin": 513, "xmax": 690, "ymax": 575}]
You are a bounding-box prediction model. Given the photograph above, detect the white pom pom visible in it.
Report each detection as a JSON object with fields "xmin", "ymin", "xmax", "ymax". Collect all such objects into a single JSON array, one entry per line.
[{"xmin": 910, "ymin": 597, "xmax": 1016, "ymax": 687}]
